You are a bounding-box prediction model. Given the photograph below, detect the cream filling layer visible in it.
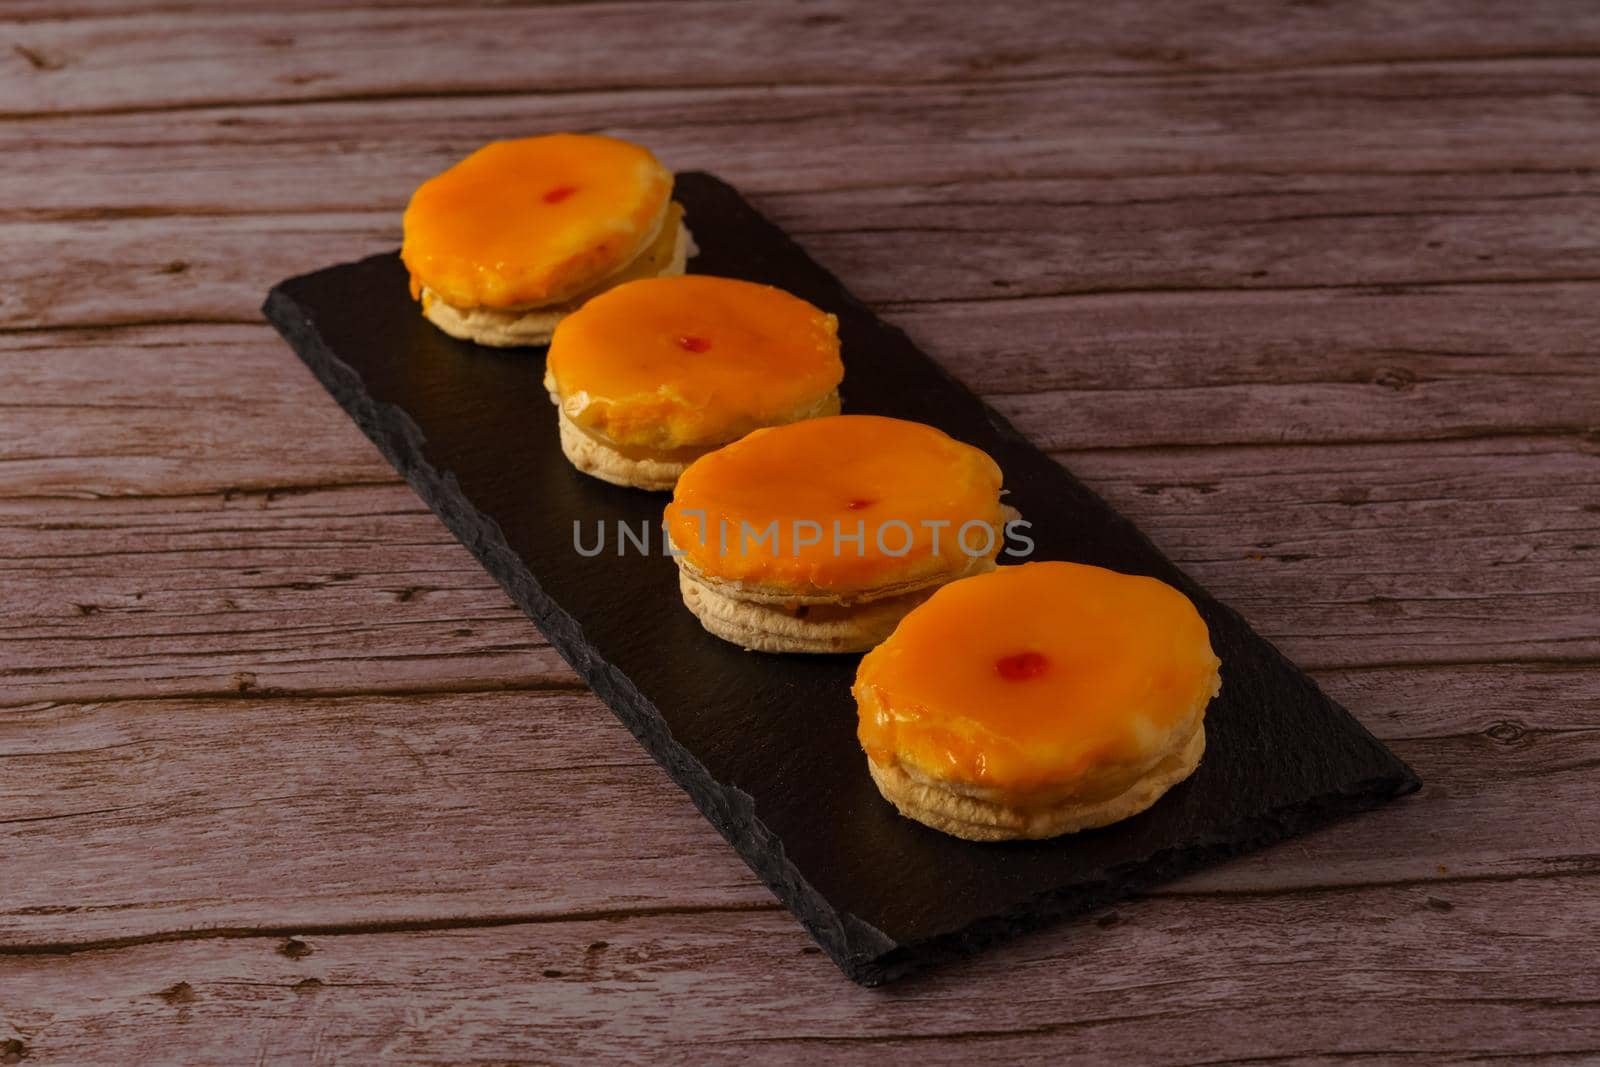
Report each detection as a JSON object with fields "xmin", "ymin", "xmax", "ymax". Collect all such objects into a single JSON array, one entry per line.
[{"xmin": 420, "ymin": 211, "xmax": 694, "ymax": 348}]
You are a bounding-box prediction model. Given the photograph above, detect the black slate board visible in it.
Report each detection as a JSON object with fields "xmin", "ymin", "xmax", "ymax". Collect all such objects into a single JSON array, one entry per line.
[{"xmin": 263, "ymin": 172, "xmax": 1420, "ymax": 986}]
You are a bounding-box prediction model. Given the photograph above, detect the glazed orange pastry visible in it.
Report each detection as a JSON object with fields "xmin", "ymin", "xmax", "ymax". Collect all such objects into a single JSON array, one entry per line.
[
  {"xmin": 401, "ymin": 133, "xmax": 694, "ymax": 347},
  {"xmin": 664, "ymin": 415, "xmax": 1017, "ymax": 653},
  {"xmin": 544, "ymin": 275, "xmax": 843, "ymax": 490},
  {"xmin": 855, "ymin": 561, "xmax": 1221, "ymax": 841}
]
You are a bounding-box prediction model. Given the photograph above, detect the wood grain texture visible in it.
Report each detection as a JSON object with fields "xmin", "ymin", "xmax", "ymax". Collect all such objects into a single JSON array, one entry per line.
[
  {"xmin": 7, "ymin": 84, "xmax": 1600, "ymax": 211},
  {"xmin": 3, "ymin": 879, "xmax": 1598, "ymax": 1065},
  {"xmin": 6, "ymin": 0, "xmax": 1600, "ymax": 116},
  {"xmin": 2, "ymin": 668, "xmax": 1594, "ymax": 950},
  {"xmin": 9, "ymin": 174, "xmax": 1600, "ymax": 329},
  {"xmin": 3, "ymin": 435, "xmax": 1594, "ymax": 707},
  {"xmin": 1, "ymin": 0, "xmax": 1597, "ymax": 1055}
]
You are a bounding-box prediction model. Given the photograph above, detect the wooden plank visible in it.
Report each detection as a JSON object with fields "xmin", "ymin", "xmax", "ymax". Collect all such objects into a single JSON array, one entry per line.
[
  {"xmin": 2, "ymin": 416, "xmax": 1594, "ymax": 696},
  {"xmin": 3, "ymin": 660, "xmax": 1596, "ymax": 948},
  {"xmin": 3, "ymin": 405, "xmax": 1594, "ymax": 707},
  {"xmin": 0, "ymin": 482, "xmax": 572, "ymax": 704},
  {"xmin": 783, "ymin": 172, "xmax": 1600, "ymax": 305},
  {"xmin": 5, "ymin": 66, "xmax": 1600, "ymax": 215},
  {"xmin": 7, "ymin": 283, "xmax": 1600, "ymax": 488},
  {"xmin": 1058, "ymin": 435, "xmax": 1600, "ymax": 669},
  {"xmin": 0, "ymin": 690, "xmax": 772, "ymax": 949},
  {"xmin": 6, "ymin": 0, "xmax": 1600, "ymax": 116},
  {"xmin": 2, "ymin": 877, "xmax": 1596, "ymax": 1065},
  {"xmin": 5, "ymin": 0, "xmax": 690, "ymax": 18},
  {"xmin": 0, "ymin": 328, "xmax": 395, "ymax": 501},
  {"xmin": 896, "ymin": 280, "xmax": 1600, "ymax": 395},
  {"xmin": 57, "ymin": 275, "xmax": 1600, "ymax": 398},
  {"xmin": 6, "ymin": 170, "xmax": 1600, "ymax": 332}
]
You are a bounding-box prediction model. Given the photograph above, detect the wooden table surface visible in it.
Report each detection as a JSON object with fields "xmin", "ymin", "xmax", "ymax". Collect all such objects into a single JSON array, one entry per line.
[{"xmin": 4, "ymin": 2, "xmax": 1598, "ymax": 1063}]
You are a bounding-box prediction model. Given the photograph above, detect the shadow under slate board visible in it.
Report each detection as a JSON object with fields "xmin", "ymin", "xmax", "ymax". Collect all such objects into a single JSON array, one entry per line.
[{"xmin": 263, "ymin": 171, "xmax": 1419, "ymax": 986}]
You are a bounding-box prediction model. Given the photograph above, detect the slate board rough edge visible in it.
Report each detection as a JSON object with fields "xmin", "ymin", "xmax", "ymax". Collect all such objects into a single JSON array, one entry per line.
[{"xmin": 263, "ymin": 173, "xmax": 1419, "ymax": 986}]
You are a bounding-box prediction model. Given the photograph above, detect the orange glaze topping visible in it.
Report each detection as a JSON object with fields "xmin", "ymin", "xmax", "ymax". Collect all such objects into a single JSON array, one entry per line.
[
  {"xmin": 665, "ymin": 415, "xmax": 1006, "ymax": 594},
  {"xmin": 547, "ymin": 275, "xmax": 842, "ymax": 451},
  {"xmin": 855, "ymin": 562, "xmax": 1221, "ymax": 792},
  {"xmin": 401, "ymin": 133, "xmax": 672, "ymax": 310}
]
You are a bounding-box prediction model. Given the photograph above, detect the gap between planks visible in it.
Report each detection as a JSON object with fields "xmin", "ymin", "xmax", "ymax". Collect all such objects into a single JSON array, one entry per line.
[
  {"xmin": 8, "ymin": 181, "xmax": 1597, "ymax": 224},
  {"xmin": 3, "ymin": 656, "xmax": 1596, "ymax": 714},
  {"xmin": 3, "ymin": 425, "xmax": 1595, "ymax": 503},
  {"xmin": 8, "ymin": 271, "xmax": 1600, "ymax": 339},
  {"xmin": 5, "ymin": 50, "xmax": 1600, "ymax": 124},
  {"xmin": 3, "ymin": 859, "xmax": 1595, "ymax": 959},
  {"xmin": 0, "ymin": 901, "xmax": 786, "ymax": 958}
]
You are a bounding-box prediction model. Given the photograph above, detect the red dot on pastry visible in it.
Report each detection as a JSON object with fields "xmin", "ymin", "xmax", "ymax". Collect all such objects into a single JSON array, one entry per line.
[
  {"xmin": 995, "ymin": 651, "xmax": 1049, "ymax": 681},
  {"xmin": 846, "ymin": 498, "xmax": 874, "ymax": 510},
  {"xmin": 543, "ymin": 185, "xmax": 578, "ymax": 204},
  {"xmin": 677, "ymin": 335, "xmax": 712, "ymax": 353}
]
